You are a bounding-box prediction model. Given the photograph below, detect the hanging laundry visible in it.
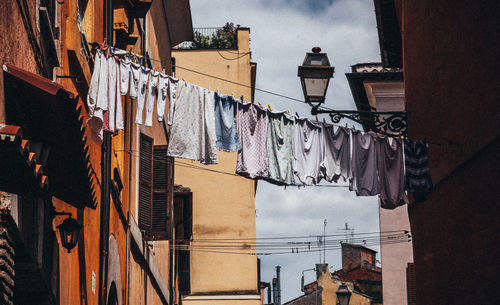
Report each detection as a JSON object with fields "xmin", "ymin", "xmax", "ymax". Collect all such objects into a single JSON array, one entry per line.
[
  {"xmin": 266, "ymin": 111, "xmax": 295, "ymax": 185},
  {"xmin": 167, "ymin": 76, "xmax": 179, "ymax": 126},
  {"xmin": 114, "ymin": 55, "xmax": 124, "ymax": 131},
  {"xmin": 87, "ymin": 49, "xmax": 105, "ymax": 143},
  {"xmin": 404, "ymin": 139, "xmax": 433, "ymax": 202},
  {"xmin": 350, "ymin": 130, "xmax": 379, "ymax": 196},
  {"xmin": 119, "ymin": 55, "xmax": 131, "ymax": 96},
  {"xmin": 129, "ymin": 62, "xmax": 141, "ymax": 99},
  {"xmin": 113, "ymin": 49, "xmax": 131, "ymax": 96},
  {"xmin": 157, "ymin": 73, "xmax": 169, "ymax": 122},
  {"xmin": 293, "ymin": 118, "xmax": 323, "ymax": 185},
  {"xmin": 135, "ymin": 66, "xmax": 150, "ymax": 124},
  {"xmin": 214, "ymin": 92, "xmax": 240, "ymax": 152},
  {"xmin": 321, "ymin": 125, "xmax": 351, "ymax": 183},
  {"xmin": 376, "ymin": 136, "xmax": 408, "ymax": 209},
  {"xmin": 236, "ymin": 102, "xmax": 269, "ymax": 179},
  {"xmin": 167, "ymin": 81, "xmax": 218, "ymax": 164},
  {"xmin": 103, "ymin": 53, "xmax": 117, "ymax": 132},
  {"xmin": 103, "ymin": 54, "xmax": 123, "ymax": 132},
  {"xmin": 144, "ymin": 70, "xmax": 159, "ymax": 126}
]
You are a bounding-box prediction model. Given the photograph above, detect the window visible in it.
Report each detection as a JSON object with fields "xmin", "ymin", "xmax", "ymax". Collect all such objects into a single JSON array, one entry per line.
[
  {"xmin": 174, "ymin": 187, "xmax": 192, "ymax": 295},
  {"xmin": 407, "ymin": 263, "xmax": 417, "ymax": 305},
  {"xmin": 39, "ymin": 0, "xmax": 60, "ymax": 74},
  {"xmin": 138, "ymin": 134, "xmax": 171, "ymax": 240}
]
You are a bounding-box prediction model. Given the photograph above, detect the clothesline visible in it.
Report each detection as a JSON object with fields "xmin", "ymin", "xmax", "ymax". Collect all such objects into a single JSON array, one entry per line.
[
  {"xmin": 89, "ymin": 42, "xmax": 372, "ymax": 114},
  {"xmin": 85, "ymin": 44, "xmax": 434, "ymax": 209}
]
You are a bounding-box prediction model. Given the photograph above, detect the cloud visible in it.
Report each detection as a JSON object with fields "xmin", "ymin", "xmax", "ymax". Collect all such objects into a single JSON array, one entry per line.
[{"xmin": 189, "ymin": 0, "xmax": 381, "ymax": 302}]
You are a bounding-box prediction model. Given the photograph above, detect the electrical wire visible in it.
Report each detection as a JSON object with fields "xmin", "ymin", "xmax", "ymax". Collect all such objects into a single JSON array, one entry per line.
[
  {"xmin": 175, "ymin": 161, "xmax": 350, "ymax": 187},
  {"xmin": 189, "ymin": 229, "xmax": 409, "ymax": 241},
  {"xmin": 155, "ymin": 238, "xmax": 411, "ymax": 256},
  {"xmin": 216, "ymin": 49, "xmax": 251, "ymax": 60}
]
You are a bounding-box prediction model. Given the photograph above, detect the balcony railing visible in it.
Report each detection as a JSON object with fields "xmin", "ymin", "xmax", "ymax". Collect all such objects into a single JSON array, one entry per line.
[{"xmin": 177, "ymin": 27, "xmax": 238, "ymax": 50}]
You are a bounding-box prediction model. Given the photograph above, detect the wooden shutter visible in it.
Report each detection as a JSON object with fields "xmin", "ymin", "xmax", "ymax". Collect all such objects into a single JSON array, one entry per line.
[
  {"xmin": 178, "ymin": 249, "xmax": 190, "ymax": 294},
  {"xmin": 152, "ymin": 145, "xmax": 169, "ymax": 239},
  {"xmin": 138, "ymin": 134, "xmax": 153, "ymax": 235},
  {"xmin": 407, "ymin": 262, "xmax": 417, "ymax": 305}
]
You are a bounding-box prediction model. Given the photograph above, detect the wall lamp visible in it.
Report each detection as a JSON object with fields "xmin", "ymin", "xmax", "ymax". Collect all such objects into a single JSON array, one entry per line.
[{"xmin": 52, "ymin": 208, "xmax": 83, "ymax": 253}]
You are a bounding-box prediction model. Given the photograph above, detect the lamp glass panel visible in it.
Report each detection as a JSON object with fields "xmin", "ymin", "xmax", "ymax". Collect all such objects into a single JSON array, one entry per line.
[
  {"xmin": 305, "ymin": 54, "xmax": 329, "ymax": 66},
  {"xmin": 304, "ymin": 78, "xmax": 328, "ymax": 98}
]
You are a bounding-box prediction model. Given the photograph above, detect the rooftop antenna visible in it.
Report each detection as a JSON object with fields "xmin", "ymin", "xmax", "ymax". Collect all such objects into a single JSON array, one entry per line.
[
  {"xmin": 337, "ymin": 222, "xmax": 354, "ymax": 243},
  {"xmin": 317, "ymin": 236, "xmax": 323, "ymax": 263},
  {"xmin": 323, "ymin": 219, "xmax": 327, "ymax": 264}
]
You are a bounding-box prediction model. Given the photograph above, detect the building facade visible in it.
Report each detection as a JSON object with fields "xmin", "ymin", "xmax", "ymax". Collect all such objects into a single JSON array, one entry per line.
[
  {"xmin": 369, "ymin": 1, "xmax": 499, "ymax": 304},
  {"xmin": 285, "ymin": 264, "xmax": 372, "ymax": 305},
  {"xmin": 171, "ymin": 26, "xmax": 260, "ymax": 305},
  {"xmin": 0, "ymin": 0, "xmax": 192, "ymax": 304},
  {"xmin": 346, "ymin": 62, "xmax": 414, "ymax": 305}
]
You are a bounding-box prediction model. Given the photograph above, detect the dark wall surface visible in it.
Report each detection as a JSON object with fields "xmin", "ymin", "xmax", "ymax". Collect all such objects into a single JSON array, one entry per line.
[{"xmin": 402, "ymin": 1, "xmax": 500, "ymax": 304}]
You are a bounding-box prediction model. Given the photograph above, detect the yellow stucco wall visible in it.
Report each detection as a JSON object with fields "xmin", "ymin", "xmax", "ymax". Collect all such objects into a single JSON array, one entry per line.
[
  {"xmin": 172, "ymin": 29, "xmax": 260, "ymax": 304},
  {"xmin": 317, "ymin": 268, "xmax": 371, "ymax": 305}
]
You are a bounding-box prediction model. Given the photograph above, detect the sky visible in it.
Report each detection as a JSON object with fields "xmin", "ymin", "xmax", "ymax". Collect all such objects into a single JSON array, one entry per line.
[{"xmin": 189, "ymin": 0, "xmax": 381, "ymax": 302}]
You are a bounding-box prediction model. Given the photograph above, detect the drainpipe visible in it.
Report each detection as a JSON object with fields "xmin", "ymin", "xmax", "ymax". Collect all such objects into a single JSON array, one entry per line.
[
  {"xmin": 168, "ymin": 58, "xmax": 176, "ymax": 305},
  {"xmin": 98, "ymin": 0, "xmax": 113, "ymax": 304}
]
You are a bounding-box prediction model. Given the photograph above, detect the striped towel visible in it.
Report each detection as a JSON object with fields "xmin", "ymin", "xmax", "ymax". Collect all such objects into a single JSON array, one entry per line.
[{"xmin": 404, "ymin": 139, "xmax": 433, "ymax": 202}]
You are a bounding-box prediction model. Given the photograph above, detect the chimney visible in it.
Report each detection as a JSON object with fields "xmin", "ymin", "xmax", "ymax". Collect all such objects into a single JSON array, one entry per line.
[
  {"xmin": 272, "ymin": 278, "xmax": 277, "ymax": 305},
  {"xmin": 276, "ymin": 266, "xmax": 281, "ymax": 305},
  {"xmin": 315, "ymin": 264, "xmax": 329, "ymax": 280}
]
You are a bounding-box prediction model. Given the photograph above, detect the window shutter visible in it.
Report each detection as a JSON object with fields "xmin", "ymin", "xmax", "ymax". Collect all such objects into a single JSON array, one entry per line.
[
  {"xmin": 407, "ymin": 262, "xmax": 417, "ymax": 305},
  {"xmin": 138, "ymin": 134, "xmax": 153, "ymax": 235},
  {"xmin": 178, "ymin": 249, "xmax": 190, "ymax": 294},
  {"xmin": 152, "ymin": 145, "xmax": 169, "ymax": 239}
]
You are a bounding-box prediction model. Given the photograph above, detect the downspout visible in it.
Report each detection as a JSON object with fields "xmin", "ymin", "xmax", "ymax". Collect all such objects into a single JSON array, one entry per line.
[
  {"xmin": 98, "ymin": 0, "xmax": 113, "ymax": 304},
  {"xmin": 168, "ymin": 59, "xmax": 176, "ymax": 305},
  {"xmin": 125, "ymin": 85, "xmax": 134, "ymax": 305}
]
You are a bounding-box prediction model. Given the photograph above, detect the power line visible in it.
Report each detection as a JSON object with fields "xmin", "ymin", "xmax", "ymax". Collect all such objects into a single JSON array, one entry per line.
[
  {"xmin": 175, "ymin": 161, "xmax": 350, "ymax": 187},
  {"xmin": 176, "ymin": 65, "xmax": 307, "ymax": 104},
  {"xmin": 156, "ymin": 239, "xmax": 412, "ymax": 256},
  {"xmin": 190, "ymin": 229, "xmax": 409, "ymax": 241}
]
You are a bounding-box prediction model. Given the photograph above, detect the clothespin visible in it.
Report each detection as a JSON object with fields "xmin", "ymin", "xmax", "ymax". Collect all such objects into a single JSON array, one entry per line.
[
  {"xmin": 295, "ymin": 112, "xmax": 300, "ymax": 118},
  {"xmin": 345, "ymin": 123, "xmax": 348, "ymax": 129},
  {"xmin": 287, "ymin": 109, "xmax": 291, "ymax": 115},
  {"xmin": 268, "ymin": 104, "xmax": 273, "ymax": 111}
]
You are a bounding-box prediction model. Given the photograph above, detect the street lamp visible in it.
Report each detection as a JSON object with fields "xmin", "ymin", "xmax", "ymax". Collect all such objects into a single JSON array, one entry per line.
[
  {"xmin": 53, "ymin": 209, "xmax": 83, "ymax": 253},
  {"xmin": 297, "ymin": 47, "xmax": 335, "ymax": 107},
  {"xmin": 298, "ymin": 48, "xmax": 407, "ymax": 136},
  {"xmin": 336, "ymin": 283, "xmax": 352, "ymax": 305}
]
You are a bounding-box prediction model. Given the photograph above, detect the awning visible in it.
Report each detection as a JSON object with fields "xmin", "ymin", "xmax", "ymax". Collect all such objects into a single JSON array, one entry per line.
[
  {"xmin": 2, "ymin": 64, "xmax": 96, "ymax": 209},
  {"xmin": 0, "ymin": 125, "xmax": 49, "ymax": 195}
]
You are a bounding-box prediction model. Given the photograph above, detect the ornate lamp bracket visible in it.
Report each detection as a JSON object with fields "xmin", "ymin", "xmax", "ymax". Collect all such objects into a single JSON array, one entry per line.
[{"xmin": 311, "ymin": 106, "xmax": 407, "ymax": 136}]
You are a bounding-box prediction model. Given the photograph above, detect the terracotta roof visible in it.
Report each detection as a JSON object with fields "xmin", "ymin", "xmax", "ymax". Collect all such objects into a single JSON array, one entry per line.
[
  {"xmin": 283, "ymin": 289, "xmax": 322, "ymax": 305},
  {"xmin": 0, "ymin": 125, "xmax": 49, "ymax": 194},
  {"xmin": 2, "ymin": 64, "xmax": 96, "ymax": 208}
]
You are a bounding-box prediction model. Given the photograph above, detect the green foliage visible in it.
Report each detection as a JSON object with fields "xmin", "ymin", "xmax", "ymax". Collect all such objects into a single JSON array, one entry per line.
[{"xmin": 192, "ymin": 22, "xmax": 239, "ymax": 49}]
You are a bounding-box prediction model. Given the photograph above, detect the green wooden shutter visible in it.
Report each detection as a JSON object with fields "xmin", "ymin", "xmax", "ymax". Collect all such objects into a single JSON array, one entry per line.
[
  {"xmin": 152, "ymin": 145, "xmax": 169, "ymax": 239},
  {"xmin": 138, "ymin": 133, "xmax": 153, "ymax": 235}
]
